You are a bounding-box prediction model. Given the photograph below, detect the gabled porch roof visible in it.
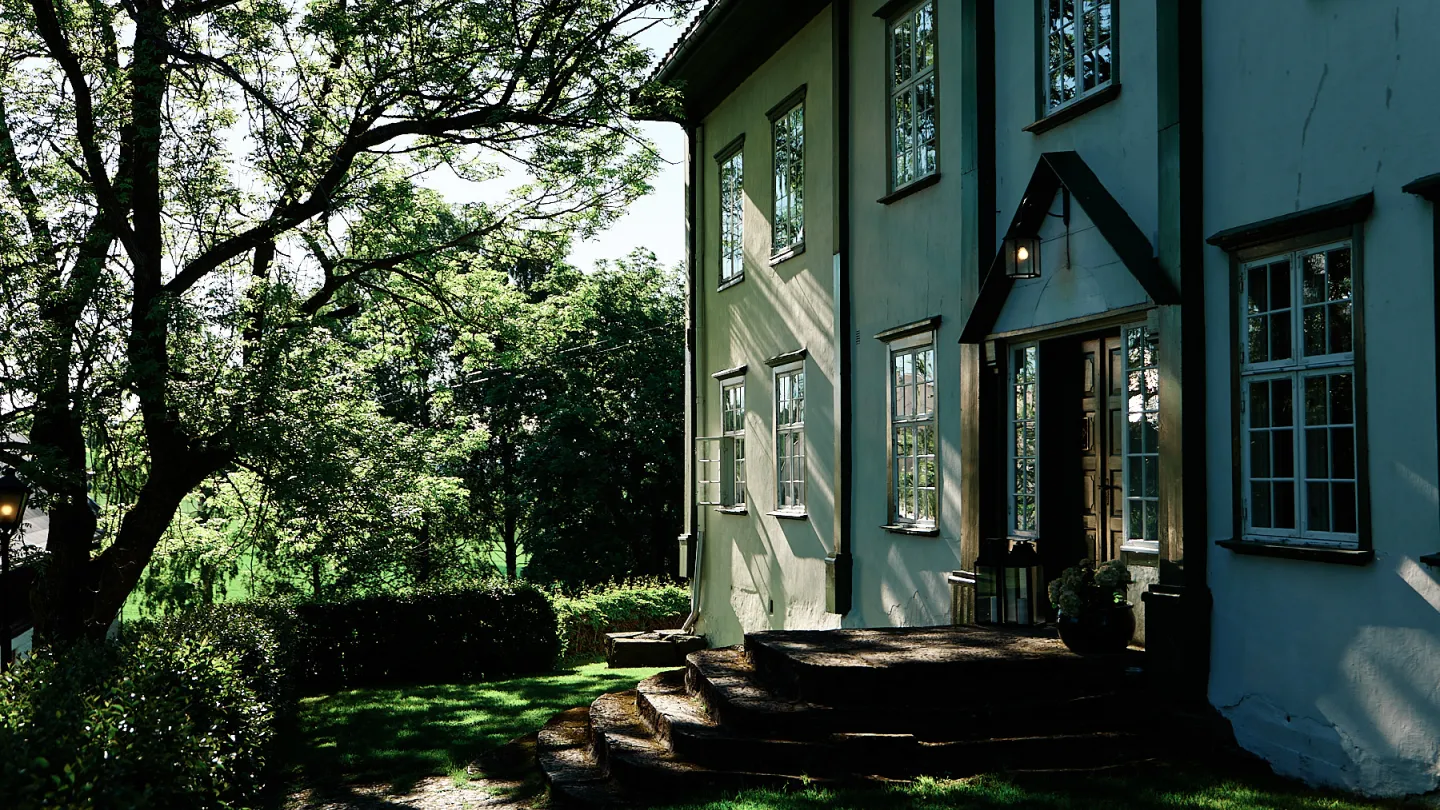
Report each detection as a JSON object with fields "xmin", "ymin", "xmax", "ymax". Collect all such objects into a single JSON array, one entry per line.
[{"xmin": 959, "ymin": 151, "xmax": 1180, "ymax": 344}]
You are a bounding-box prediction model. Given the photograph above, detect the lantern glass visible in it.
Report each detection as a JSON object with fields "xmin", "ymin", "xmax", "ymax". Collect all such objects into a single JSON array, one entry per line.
[
  {"xmin": 1005, "ymin": 235, "xmax": 1042, "ymax": 279},
  {"xmin": 976, "ymin": 565, "xmax": 999, "ymax": 624},
  {"xmin": 0, "ymin": 471, "xmax": 28, "ymax": 534}
]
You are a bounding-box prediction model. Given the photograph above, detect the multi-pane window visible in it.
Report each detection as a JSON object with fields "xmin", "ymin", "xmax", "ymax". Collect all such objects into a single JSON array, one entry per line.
[
  {"xmin": 775, "ymin": 366, "xmax": 806, "ymax": 511},
  {"xmin": 1044, "ymin": 0, "xmax": 1114, "ymax": 114},
  {"xmin": 891, "ymin": 343, "xmax": 937, "ymax": 526},
  {"xmin": 1122, "ymin": 326, "xmax": 1159, "ymax": 547},
  {"xmin": 721, "ymin": 380, "xmax": 746, "ymax": 507},
  {"xmin": 1009, "ymin": 345, "xmax": 1039, "ymax": 536},
  {"xmin": 719, "ymin": 148, "xmax": 744, "ymax": 285},
  {"xmin": 888, "ymin": 1, "xmax": 937, "ymax": 190},
  {"xmin": 772, "ymin": 102, "xmax": 805, "ymax": 254},
  {"xmin": 1240, "ymin": 243, "xmax": 1360, "ymax": 546}
]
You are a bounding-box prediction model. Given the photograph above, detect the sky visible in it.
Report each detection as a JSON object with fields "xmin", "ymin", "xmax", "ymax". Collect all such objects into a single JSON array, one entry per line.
[{"xmin": 424, "ymin": 13, "xmax": 693, "ymax": 273}]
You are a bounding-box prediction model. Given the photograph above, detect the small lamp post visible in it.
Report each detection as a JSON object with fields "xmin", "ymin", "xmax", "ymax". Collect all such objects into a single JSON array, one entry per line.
[{"xmin": 0, "ymin": 469, "xmax": 32, "ymax": 671}]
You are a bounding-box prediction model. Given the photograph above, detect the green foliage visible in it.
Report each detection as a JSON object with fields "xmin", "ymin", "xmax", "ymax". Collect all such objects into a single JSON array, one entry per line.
[
  {"xmin": 0, "ymin": 0, "xmax": 700, "ymax": 640},
  {"xmin": 295, "ymin": 580, "xmax": 560, "ymax": 691},
  {"xmin": 548, "ymin": 578, "xmax": 691, "ymax": 658},
  {"xmin": 0, "ymin": 607, "xmax": 293, "ymax": 809},
  {"xmin": 1047, "ymin": 559, "xmax": 1132, "ymax": 618}
]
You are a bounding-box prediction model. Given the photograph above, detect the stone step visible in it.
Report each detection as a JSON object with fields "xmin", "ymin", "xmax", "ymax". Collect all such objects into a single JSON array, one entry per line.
[
  {"xmin": 588, "ymin": 690, "xmax": 827, "ymax": 798},
  {"xmin": 744, "ymin": 626, "xmax": 1145, "ymax": 708},
  {"xmin": 687, "ymin": 647, "xmax": 1151, "ymax": 741},
  {"xmin": 536, "ymin": 707, "xmax": 634, "ymax": 808},
  {"xmin": 644, "ymin": 666, "xmax": 1161, "ymax": 778}
]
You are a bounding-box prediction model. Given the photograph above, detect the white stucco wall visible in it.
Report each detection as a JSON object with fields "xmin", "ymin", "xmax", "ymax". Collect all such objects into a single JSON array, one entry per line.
[
  {"xmin": 842, "ymin": 0, "xmax": 972, "ymax": 630},
  {"xmin": 1203, "ymin": 1, "xmax": 1440, "ymax": 796},
  {"xmin": 692, "ymin": 8, "xmax": 842, "ymax": 646}
]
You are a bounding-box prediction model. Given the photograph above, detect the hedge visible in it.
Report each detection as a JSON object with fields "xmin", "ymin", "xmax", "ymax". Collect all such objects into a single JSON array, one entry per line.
[
  {"xmin": 0, "ymin": 603, "xmax": 292, "ymax": 810},
  {"xmin": 296, "ymin": 581, "xmax": 560, "ymax": 690},
  {"xmin": 548, "ymin": 579, "xmax": 690, "ymax": 658},
  {"xmin": 0, "ymin": 580, "xmax": 560, "ymax": 808}
]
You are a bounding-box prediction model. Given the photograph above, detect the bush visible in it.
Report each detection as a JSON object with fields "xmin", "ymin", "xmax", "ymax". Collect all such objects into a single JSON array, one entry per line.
[
  {"xmin": 296, "ymin": 580, "xmax": 560, "ymax": 690},
  {"xmin": 548, "ymin": 578, "xmax": 690, "ymax": 658},
  {"xmin": 0, "ymin": 608, "xmax": 291, "ymax": 810}
]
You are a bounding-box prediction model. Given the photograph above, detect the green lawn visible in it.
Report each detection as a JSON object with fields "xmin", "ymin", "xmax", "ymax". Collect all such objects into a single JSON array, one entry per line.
[
  {"xmin": 662, "ymin": 772, "xmax": 1413, "ymax": 810},
  {"xmin": 291, "ymin": 660, "xmax": 668, "ymax": 796}
]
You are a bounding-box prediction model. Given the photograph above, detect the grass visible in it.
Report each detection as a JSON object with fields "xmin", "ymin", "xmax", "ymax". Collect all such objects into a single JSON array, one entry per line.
[
  {"xmin": 657, "ymin": 771, "xmax": 1418, "ymax": 810},
  {"xmin": 291, "ymin": 660, "xmax": 668, "ymax": 796}
]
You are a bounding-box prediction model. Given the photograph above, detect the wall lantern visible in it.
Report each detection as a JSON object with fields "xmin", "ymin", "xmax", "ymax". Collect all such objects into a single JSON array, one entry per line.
[
  {"xmin": 0, "ymin": 469, "xmax": 29, "ymax": 534},
  {"xmin": 0, "ymin": 468, "xmax": 32, "ymax": 672},
  {"xmin": 1004, "ymin": 235, "xmax": 1042, "ymax": 279},
  {"xmin": 975, "ymin": 538, "xmax": 1045, "ymax": 626}
]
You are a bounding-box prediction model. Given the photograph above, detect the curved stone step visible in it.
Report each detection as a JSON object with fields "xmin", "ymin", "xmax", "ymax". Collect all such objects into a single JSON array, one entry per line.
[
  {"xmin": 589, "ymin": 690, "xmax": 827, "ymax": 797},
  {"xmin": 536, "ymin": 707, "xmax": 633, "ymax": 808},
  {"xmin": 636, "ymin": 669, "xmax": 861, "ymax": 777}
]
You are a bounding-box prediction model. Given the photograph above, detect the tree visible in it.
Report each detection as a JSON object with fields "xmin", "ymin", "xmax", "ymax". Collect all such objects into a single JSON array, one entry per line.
[{"xmin": 0, "ymin": 0, "xmax": 694, "ymax": 641}]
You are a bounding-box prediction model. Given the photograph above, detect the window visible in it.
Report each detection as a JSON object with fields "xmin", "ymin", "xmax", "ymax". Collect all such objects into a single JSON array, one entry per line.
[
  {"xmin": 774, "ymin": 365, "xmax": 806, "ymax": 512},
  {"xmin": 890, "ymin": 341, "xmax": 937, "ymax": 526},
  {"xmin": 771, "ymin": 100, "xmax": 805, "ymax": 256},
  {"xmin": 1043, "ymin": 0, "xmax": 1114, "ymax": 114},
  {"xmin": 718, "ymin": 146, "xmax": 744, "ymax": 285},
  {"xmin": 888, "ymin": 1, "xmax": 937, "ymax": 190},
  {"xmin": 1009, "ymin": 344, "xmax": 1039, "ymax": 536},
  {"xmin": 721, "ymin": 380, "xmax": 746, "ymax": 508},
  {"xmin": 1240, "ymin": 243, "xmax": 1359, "ymax": 547},
  {"xmin": 1122, "ymin": 325, "xmax": 1159, "ymax": 550}
]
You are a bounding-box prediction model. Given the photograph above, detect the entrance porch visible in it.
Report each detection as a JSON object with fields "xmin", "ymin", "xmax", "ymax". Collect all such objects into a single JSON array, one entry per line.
[{"xmin": 538, "ymin": 625, "xmax": 1232, "ymax": 805}]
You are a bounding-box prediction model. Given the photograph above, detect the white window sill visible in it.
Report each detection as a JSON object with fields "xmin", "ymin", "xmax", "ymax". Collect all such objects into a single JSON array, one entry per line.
[
  {"xmin": 769, "ymin": 242, "xmax": 806, "ymax": 266},
  {"xmin": 714, "ymin": 506, "xmax": 749, "ymax": 516},
  {"xmin": 882, "ymin": 524, "xmax": 940, "ymax": 537},
  {"xmin": 1119, "ymin": 540, "xmax": 1159, "ymax": 555},
  {"xmin": 768, "ymin": 510, "xmax": 809, "ymax": 521},
  {"xmin": 1217, "ymin": 538, "xmax": 1373, "ymax": 566}
]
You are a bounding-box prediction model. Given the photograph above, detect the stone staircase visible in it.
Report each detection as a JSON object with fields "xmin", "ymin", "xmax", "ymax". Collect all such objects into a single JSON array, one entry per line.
[{"xmin": 538, "ymin": 625, "xmax": 1199, "ymax": 806}]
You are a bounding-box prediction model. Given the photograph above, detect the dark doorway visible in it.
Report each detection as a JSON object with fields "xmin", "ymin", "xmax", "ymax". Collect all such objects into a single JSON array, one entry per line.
[{"xmin": 1036, "ymin": 330, "xmax": 1125, "ymax": 590}]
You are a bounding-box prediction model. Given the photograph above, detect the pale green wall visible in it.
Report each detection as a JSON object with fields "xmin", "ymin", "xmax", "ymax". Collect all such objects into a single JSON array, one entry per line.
[
  {"xmin": 693, "ymin": 8, "xmax": 841, "ymax": 646},
  {"xmin": 844, "ymin": 0, "xmax": 971, "ymax": 628}
]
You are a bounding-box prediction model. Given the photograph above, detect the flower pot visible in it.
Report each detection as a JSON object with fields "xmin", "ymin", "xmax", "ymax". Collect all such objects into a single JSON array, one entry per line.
[{"xmin": 1057, "ymin": 603, "xmax": 1135, "ymax": 654}]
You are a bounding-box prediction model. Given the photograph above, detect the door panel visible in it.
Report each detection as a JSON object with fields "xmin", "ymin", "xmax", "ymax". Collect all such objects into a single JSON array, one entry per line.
[{"xmin": 1079, "ymin": 335, "xmax": 1125, "ymax": 564}]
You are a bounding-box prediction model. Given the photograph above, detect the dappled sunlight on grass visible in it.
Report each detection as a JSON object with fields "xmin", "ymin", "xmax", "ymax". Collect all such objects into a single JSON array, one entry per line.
[
  {"xmin": 658, "ymin": 772, "xmax": 1412, "ymax": 810},
  {"xmin": 292, "ymin": 659, "xmax": 668, "ymax": 795}
]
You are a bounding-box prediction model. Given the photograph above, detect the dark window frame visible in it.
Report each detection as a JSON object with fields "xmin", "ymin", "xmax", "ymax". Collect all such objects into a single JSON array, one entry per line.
[{"xmin": 882, "ymin": 0, "xmax": 941, "ymax": 195}]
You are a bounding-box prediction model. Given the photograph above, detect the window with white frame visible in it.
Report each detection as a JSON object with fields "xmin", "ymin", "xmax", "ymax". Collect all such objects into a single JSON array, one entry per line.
[
  {"xmin": 1122, "ymin": 325, "xmax": 1159, "ymax": 548},
  {"xmin": 888, "ymin": 1, "xmax": 937, "ymax": 190},
  {"xmin": 719, "ymin": 146, "xmax": 744, "ymax": 285},
  {"xmin": 1240, "ymin": 242, "xmax": 1360, "ymax": 546},
  {"xmin": 771, "ymin": 101, "xmax": 805, "ymax": 255},
  {"xmin": 1009, "ymin": 345, "xmax": 1039, "ymax": 536},
  {"xmin": 1043, "ymin": 0, "xmax": 1114, "ymax": 114},
  {"xmin": 721, "ymin": 379, "xmax": 746, "ymax": 508},
  {"xmin": 890, "ymin": 340, "xmax": 937, "ymax": 526},
  {"xmin": 774, "ymin": 365, "xmax": 806, "ymax": 512}
]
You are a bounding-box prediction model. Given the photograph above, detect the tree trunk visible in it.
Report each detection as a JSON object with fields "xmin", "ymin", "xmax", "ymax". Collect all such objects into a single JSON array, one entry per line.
[{"xmin": 504, "ymin": 513, "xmax": 518, "ymax": 580}]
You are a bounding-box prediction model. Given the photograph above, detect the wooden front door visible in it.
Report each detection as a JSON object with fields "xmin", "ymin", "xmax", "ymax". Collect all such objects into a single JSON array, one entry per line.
[{"xmin": 1078, "ymin": 335, "xmax": 1125, "ymax": 564}]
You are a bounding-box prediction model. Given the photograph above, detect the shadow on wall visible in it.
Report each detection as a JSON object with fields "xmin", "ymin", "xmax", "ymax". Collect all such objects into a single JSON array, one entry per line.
[{"xmin": 1222, "ymin": 556, "xmax": 1440, "ymax": 797}]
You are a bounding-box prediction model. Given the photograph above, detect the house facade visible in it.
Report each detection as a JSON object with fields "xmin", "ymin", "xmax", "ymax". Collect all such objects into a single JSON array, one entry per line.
[{"xmin": 655, "ymin": 0, "xmax": 1440, "ymax": 796}]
